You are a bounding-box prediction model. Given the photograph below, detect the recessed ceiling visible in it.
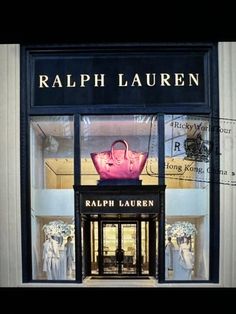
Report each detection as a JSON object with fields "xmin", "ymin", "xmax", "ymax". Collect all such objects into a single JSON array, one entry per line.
[
  {"xmin": 31, "ymin": 120, "xmax": 74, "ymax": 137},
  {"xmin": 45, "ymin": 158, "xmax": 74, "ymax": 175}
]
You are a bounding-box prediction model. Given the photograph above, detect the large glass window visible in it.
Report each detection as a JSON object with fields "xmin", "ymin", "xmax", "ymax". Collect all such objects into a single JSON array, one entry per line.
[
  {"xmin": 164, "ymin": 115, "xmax": 210, "ymax": 281},
  {"xmin": 30, "ymin": 116, "xmax": 75, "ymax": 280},
  {"xmin": 80, "ymin": 115, "xmax": 158, "ymax": 186}
]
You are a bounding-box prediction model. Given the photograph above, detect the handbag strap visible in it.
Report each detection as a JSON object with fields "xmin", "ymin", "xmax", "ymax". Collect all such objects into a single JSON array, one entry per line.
[{"xmin": 111, "ymin": 140, "xmax": 129, "ymax": 160}]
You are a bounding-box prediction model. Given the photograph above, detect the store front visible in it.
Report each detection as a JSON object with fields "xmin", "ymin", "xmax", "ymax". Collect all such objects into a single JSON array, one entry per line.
[{"xmin": 20, "ymin": 43, "xmax": 219, "ymax": 284}]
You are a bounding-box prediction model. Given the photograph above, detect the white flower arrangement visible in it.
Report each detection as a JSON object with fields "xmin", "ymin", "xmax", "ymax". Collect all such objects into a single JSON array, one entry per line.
[
  {"xmin": 42, "ymin": 220, "xmax": 74, "ymax": 237},
  {"xmin": 165, "ymin": 223, "xmax": 171, "ymax": 237},
  {"xmin": 166, "ymin": 221, "xmax": 197, "ymax": 238}
]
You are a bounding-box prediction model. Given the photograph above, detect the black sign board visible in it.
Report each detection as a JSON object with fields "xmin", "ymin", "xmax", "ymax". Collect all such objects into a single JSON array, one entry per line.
[
  {"xmin": 76, "ymin": 185, "xmax": 165, "ymax": 214},
  {"xmin": 29, "ymin": 48, "xmax": 209, "ymax": 108}
]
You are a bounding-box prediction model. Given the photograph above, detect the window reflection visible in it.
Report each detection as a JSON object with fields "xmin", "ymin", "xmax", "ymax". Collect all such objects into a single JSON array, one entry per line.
[{"xmin": 165, "ymin": 115, "xmax": 210, "ymax": 280}]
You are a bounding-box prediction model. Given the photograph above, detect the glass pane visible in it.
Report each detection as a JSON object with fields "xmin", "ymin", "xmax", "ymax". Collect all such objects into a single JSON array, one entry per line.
[
  {"xmin": 156, "ymin": 221, "xmax": 158, "ymax": 277},
  {"xmin": 30, "ymin": 116, "xmax": 75, "ymax": 280},
  {"xmin": 121, "ymin": 224, "xmax": 136, "ymax": 274},
  {"xmin": 165, "ymin": 115, "xmax": 210, "ymax": 281},
  {"xmin": 103, "ymin": 224, "xmax": 118, "ymax": 274},
  {"xmin": 80, "ymin": 115, "xmax": 158, "ymax": 185},
  {"xmin": 141, "ymin": 222, "xmax": 149, "ymax": 274},
  {"xmin": 91, "ymin": 221, "xmax": 99, "ymax": 274}
]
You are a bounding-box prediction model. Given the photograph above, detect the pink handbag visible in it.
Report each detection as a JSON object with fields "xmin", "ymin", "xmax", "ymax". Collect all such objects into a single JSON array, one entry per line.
[{"xmin": 91, "ymin": 139, "xmax": 148, "ymax": 180}]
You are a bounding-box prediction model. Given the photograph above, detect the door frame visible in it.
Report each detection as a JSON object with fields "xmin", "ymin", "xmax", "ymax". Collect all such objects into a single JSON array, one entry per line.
[{"xmin": 89, "ymin": 216, "xmax": 154, "ymax": 277}]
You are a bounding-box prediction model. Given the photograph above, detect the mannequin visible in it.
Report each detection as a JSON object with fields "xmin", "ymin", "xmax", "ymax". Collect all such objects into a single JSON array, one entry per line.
[
  {"xmin": 178, "ymin": 236, "xmax": 193, "ymax": 280},
  {"xmin": 165, "ymin": 237, "xmax": 175, "ymax": 278},
  {"xmin": 42, "ymin": 235, "xmax": 60, "ymax": 280},
  {"xmin": 166, "ymin": 237, "xmax": 174, "ymax": 269},
  {"xmin": 64, "ymin": 236, "xmax": 75, "ymax": 276}
]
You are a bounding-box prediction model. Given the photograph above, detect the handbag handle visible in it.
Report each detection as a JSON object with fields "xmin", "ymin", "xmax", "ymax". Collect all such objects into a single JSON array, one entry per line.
[{"xmin": 111, "ymin": 140, "xmax": 129, "ymax": 160}]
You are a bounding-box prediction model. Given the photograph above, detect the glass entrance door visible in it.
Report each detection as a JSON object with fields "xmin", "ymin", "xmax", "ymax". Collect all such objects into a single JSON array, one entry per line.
[{"xmin": 102, "ymin": 222, "xmax": 137, "ymax": 275}]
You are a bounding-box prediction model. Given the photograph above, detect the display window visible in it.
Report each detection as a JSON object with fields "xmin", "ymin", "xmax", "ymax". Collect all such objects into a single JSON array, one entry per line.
[
  {"xmin": 30, "ymin": 116, "xmax": 75, "ymax": 280},
  {"xmin": 80, "ymin": 115, "xmax": 158, "ymax": 186},
  {"xmin": 164, "ymin": 115, "xmax": 210, "ymax": 280}
]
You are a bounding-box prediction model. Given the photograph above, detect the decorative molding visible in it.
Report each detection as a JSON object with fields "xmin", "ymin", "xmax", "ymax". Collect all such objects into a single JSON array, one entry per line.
[{"xmin": 0, "ymin": 45, "xmax": 21, "ymax": 286}]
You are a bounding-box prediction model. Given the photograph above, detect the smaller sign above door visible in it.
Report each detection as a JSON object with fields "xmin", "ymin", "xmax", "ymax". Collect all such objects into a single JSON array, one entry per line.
[{"xmin": 76, "ymin": 185, "xmax": 165, "ymax": 214}]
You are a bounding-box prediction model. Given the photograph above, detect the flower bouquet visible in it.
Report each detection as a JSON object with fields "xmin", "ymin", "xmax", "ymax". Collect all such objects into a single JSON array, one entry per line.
[
  {"xmin": 42, "ymin": 220, "xmax": 74, "ymax": 238},
  {"xmin": 166, "ymin": 221, "xmax": 197, "ymax": 245}
]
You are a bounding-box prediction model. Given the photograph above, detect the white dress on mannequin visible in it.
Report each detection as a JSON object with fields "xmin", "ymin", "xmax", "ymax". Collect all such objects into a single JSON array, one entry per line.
[
  {"xmin": 177, "ymin": 242, "xmax": 193, "ymax": 280},
  {"xmin": 43, "ymin": 236, "xmax": 60, "ymax": 280},
  {"xmin": 165, "ymin": 240, "xmax": 175, "ymax": 278},
  {"xmin": 64, "ymin": 238, "xmax": 74, "ymax": 276}
]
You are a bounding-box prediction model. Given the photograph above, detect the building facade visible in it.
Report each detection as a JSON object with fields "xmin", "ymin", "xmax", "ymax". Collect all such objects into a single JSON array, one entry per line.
[{"xmin": 0, "ymin": 42, "xmax": 235, "ymax": 287}]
